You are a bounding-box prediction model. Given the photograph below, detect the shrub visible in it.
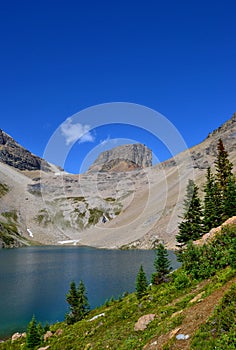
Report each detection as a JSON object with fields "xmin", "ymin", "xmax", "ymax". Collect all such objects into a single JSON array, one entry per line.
[
  {"xmin": 178, "ymin": 225, "xmax": 236, "ymax": 280},
  {"xmin": 0, "ymin": 183, "xmax": 9, "ymax": 198},
  {"xmin": 88, "ymin": 208, "xmax": 103, "ymax": 226},
  {"xmin": 174, "ymin": 270, "xmax": 191, "ymax": 290}
]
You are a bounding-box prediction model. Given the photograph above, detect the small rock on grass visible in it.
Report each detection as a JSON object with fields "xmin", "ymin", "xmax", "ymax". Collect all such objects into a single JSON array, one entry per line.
[
  {"xmin": 176, "ymin": 333, "xmax": 190, "ymax": 340},
  {"xmin": 134, "ymin": 314, "xmax": 156, "ymax": 331}
]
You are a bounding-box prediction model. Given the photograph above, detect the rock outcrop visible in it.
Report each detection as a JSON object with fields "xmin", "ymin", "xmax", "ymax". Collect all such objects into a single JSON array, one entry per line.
[
  {"xmin": 88, "ymin": 143, "xmax": 152, "ymax": 173},
  {"xmin": 194, "ymin": 216, "xmax": 236, "ymax": 246},
  {"xmin": 0, "ymin": 129, "xmax": 51, "ymax": 171}
]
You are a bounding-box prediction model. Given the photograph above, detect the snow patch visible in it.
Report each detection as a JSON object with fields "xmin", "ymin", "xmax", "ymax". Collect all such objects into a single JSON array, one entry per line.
[{"xmin": 27, "ymin": 229, "xmax": 33, "ymax": 238}]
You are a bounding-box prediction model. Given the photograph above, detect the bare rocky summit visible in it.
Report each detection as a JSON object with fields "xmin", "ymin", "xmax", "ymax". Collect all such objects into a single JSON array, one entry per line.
[{"xmin": 88, "ymin": 143, "xmax": 152, "ymax": 173}]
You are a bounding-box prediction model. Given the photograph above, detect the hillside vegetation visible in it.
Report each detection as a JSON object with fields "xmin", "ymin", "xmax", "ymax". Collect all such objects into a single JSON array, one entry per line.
[{"xmin": 1, "ymin": 224, "xmax": 235, "ymax": 350}]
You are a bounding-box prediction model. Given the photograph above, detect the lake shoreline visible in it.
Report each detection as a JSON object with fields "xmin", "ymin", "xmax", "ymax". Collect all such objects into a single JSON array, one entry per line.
[{"xmin": 0, "ymin": 246, "xmax": 180, "ymax": 338}]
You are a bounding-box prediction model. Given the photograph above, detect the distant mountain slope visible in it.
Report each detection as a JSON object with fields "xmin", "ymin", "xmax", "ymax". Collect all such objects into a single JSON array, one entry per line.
[{"xmin": 0, "ymin": 113, "xmax": 235, "ymax": 249}]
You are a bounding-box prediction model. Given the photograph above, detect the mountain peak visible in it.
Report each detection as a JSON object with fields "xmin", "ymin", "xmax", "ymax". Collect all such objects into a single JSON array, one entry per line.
[{"xmin": 88, "ymin": 143, "xmax": 152, "ymax": 173}]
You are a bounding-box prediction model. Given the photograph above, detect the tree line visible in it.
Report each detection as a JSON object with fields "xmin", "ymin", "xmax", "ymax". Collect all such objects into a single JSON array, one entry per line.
[{"xmin": 176, "ymin": 138, "xmax": 236, "ymax": 247}]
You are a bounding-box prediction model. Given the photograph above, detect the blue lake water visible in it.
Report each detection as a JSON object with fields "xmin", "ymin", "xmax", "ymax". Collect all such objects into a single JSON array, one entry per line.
[{"xmin": 0, "ymin": 246, "xmax": 180, "ymax": 338}]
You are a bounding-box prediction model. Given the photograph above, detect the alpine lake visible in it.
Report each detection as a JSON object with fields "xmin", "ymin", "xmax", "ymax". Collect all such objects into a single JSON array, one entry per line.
[{"xmin": 0, "ymin": 246, "xmax": 180, "ymax": 338}]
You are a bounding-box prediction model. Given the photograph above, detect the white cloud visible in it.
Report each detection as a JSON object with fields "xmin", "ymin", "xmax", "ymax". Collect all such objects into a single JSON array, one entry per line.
[{"xmin": 60, "ymin": 118, "xmax": 95, "ymax": 145}]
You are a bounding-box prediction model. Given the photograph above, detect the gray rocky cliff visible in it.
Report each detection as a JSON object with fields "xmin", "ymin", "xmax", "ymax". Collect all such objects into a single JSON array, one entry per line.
[
  {"xmin": 88, "ymin": 143, "xmax": 152, "ymax": 173},
  {"xmin": 0, "ymin": 129, "xmax": 51, "ymax": 171}
]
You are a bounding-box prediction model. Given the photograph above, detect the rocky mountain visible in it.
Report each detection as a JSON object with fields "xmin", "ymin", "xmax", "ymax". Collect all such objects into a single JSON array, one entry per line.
[
  {"xmin": 0, "ymin": 129, "xmax": 52, "ymax": 172},
  {"xmin": 88, "ymin": 143, "xmax": 152, "ymax": 172},
  {"xmin": 0, "ymin": 113, "xmax": 235, "ymax": 249}
]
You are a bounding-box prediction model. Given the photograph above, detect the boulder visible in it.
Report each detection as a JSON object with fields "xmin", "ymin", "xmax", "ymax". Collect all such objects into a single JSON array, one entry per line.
[
  {"xmin": 134, "ymin": 314, "xmax": 155, "ymax": 331},
  {"xmin": 11, "ymin": 332, "xmax": 25, "ymax": 341},
  {"xmin": 44, "ymin": 330, "xmax": 53, "ymax": 341},
  {"xmin": 55, "ymin": 328, "xmax": 63, "ymax": 336}
]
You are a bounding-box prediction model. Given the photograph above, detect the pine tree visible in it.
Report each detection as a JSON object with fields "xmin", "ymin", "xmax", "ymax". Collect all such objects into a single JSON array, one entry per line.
[
  {"xmin": 66, "ymin": 281, "xmax": 78, "ymax": 324},
  {"xmin": 135, "ymin": 265, "xmax": 148, "ymax": 299},
  {"xmin": 151, "ymin": 243, "xmax": 172, "ymax": 284},
  {"xmin": 65, "ymin": 280, "xmax": 90, "ymax": 324},
  {"xmin": 36, "ymin": 322, "xmax": 44, "ymax": 344},
  {"xmin": 176, "ymin": 179, "xmax": 203, "ymax": 246},
  {"xmin": 26, "ymin": 315, "xmax": 41, "ymax": 349},
  {"xmin": 214, "ymin": 139, "xmax": 235, "ymax": 223},
  {"xmin": 203, "ymin": 167, "xmax": 222, "ymax": 231},
  {"xmin": 77, "ymin": 280, "xmax": 90, "ymax": 320},
  {"xmin": 223, "ymin": 175, "xmax": 236, "ymax": 219},
  {"xmin": 215, "ymin": 138, "xmax": 233, "ymax": 195}
]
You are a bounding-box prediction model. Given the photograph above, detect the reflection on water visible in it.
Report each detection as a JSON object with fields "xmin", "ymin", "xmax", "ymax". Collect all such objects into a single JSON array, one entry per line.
[{"xmin": 0, "ymin": 246, "xmax": 180, "ymax": 337}]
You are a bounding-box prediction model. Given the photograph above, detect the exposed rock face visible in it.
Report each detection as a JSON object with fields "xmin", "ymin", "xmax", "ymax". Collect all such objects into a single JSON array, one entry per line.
[
  {"xmin": 194, "ymin": 216, "xmax": 236, "ymax": 246},
  {"xmin": 88, "ymin": 143, "xmax": 152, "ymax": 173},
  {"xmin": 207, "ymin": 112, "xmax": 236, "ymax": 140},
  {"xmin": 187, "ymin": 112, "xmax": 236, "ymax": 171},
  {"xmin": 0, "ymin": 129, "xmax": 51, "ymax": 171}
]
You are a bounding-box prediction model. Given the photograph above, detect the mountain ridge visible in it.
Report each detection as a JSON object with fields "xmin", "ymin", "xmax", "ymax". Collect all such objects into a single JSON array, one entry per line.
[
  {"xmin": 0, "ymin": 112, "xmax": 235, "ymax": 249},
  {"xmin": 0, "ymin": 129, "xmax": 55, "ymax": 172}
]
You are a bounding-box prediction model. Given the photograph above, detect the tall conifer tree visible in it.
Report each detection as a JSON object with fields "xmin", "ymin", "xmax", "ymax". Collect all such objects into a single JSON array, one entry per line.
[
  {"xmin": 176, "ymin": 179, "xmax": 203, "ymax": 246},
  {"xmin": 65, "ymin": 280, "xmax": 90, "ymax": 325},
  {"xmin": 151, "ymin": 243, "xmax": 172, "ymax": 284},
  {"xmin": 223, "ymin": 175, "xmax": 236, "ymax": 219},
  {"xmin": 26, "ymin": 315, "xmax": 41, "ymax": 349},
  {"xmin": 77, "ymin": 280, "xmax": 90, "ymax": 320},
  {"xmin": 214, "ymin": 139, "xmax": 235, "ymax": 222},
  {"xmin": 136, "ymin": 265, "xmax": 148, "ymax": 299},
  {"xmin": 215, "ymin": 139, "xmax": 233, "ymax": 194},
  {"xmin": 203, "ymin": 167, "xmax": 222, "ymax": 231}
]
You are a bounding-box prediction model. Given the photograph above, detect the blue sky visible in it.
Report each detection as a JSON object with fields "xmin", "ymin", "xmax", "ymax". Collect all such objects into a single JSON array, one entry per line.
[{"xmin": 0, "ymin": 0, "xmax": 236, "ymax": 173}]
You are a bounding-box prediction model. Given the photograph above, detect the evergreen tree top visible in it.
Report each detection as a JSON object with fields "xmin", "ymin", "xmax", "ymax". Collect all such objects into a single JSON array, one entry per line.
[{"xmin": 215, "ymin": 138, "xmax": 233, "ymax": 190}]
